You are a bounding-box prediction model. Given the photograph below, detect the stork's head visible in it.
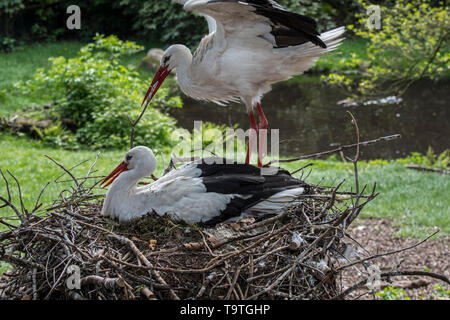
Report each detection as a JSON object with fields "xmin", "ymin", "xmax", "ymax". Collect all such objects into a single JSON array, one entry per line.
[
  {"xmin": 141, "ymin": 45, "xmax": 192, "ymax": 108},
  {"xmin": 161, "ymin": 45, "xmax": 192, "ymax": 71},
  {"xmin": 101, "ymin": 146, "xmax": 156, "ymax": 188}
]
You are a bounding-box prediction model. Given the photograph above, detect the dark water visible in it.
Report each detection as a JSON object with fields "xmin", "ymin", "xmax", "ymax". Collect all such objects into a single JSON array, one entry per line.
[{"xmin": 170, "ymin": 79, "xmax": 449, "ymax": 159}]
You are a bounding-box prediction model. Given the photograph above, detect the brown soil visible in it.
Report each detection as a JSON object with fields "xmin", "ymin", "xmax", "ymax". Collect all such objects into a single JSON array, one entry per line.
[{"xmin": 342, "ymin": 218, "xmax": 449, "ymax": 300}]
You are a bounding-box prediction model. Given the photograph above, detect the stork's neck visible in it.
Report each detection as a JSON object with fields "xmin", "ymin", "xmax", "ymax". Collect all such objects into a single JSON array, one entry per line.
[
  {"xmin": 102, "ymin": 168, "xmax": 155, "ymax": 222},
  {"xmin": 110, "ymin": 170, "xmax": 142, "ymax": 192},
  {"xmin": 174, "ymin": 48, "xmax": 196, "ymax": 97}
]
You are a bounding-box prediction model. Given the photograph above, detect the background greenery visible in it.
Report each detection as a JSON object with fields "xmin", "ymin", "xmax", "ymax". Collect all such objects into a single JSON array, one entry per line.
[
  {"xmin": 323, "ymin": 0, "xmax": 450, "ymax": 98},
  {"xmin": 14, "ymin": 35, "xmax": 181, "ymax": 150}
]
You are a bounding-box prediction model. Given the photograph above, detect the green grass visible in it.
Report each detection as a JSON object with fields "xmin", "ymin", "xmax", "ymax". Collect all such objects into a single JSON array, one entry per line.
[
  {"xmin": 312, "ymin": 38, "xmax": 369, "ymax": 73},
  {"xmin": 283, "ymin": 159, "xmax": 449, "ymax": 238},
  {"xmin": 0, "ymin": 42, "xmax": 85, "ymax": 116}
]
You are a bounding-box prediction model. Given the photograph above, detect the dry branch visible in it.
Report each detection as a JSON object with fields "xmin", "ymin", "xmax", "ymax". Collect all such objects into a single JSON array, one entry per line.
[
  {"xmin": 406, "ymin": 165, "xmax": 450, "ymax": 175},
  {"xmin": 264, "ymin": 134, "xmax": 401, "ymax": 166}
]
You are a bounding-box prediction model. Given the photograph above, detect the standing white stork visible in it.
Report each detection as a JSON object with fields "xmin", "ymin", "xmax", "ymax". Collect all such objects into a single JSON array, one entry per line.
[
  {"xmin": 142, "ymin": 0, "xmax": 346, "ymax": 167},
  {"xmin": 101, "ymin": 146, "xmax": 309, "ymax": 225}
]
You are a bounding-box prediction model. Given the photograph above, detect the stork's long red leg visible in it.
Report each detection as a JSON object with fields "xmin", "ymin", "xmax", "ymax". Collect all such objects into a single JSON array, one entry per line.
[
  {"xmin": 256, "ymin": 103, "xmax": 268, "ymax": 167},
  {"xmin": 246, "ymin": 109, "xmax": 258, "ymax": 164}
]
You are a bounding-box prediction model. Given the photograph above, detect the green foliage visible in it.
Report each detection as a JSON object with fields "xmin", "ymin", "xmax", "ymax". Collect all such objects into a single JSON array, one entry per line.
[
  {"xmin": 376, "ymin": 286, "xmax": 411, "ymax": 300},
  {"xmin": 429, "ymin": 285, "xmax": 450, "ymax": 299},
  {"xmin": 0, "ymin": 0, "xmax": 24, "ymax": 16},
  {"xmin": 132, "ymin": 1, "xmax": 208, "ymax": 49},
  {"xmin": 0, "ymin": 36, "xmax": 16, "ymax": 52},
  {"xmin": 15, "ymin": 35, "xmax": 182, "ymax": 150},
  {"xmin": 279, "ymin": 0, "xmax": 353, "ymax": 31},
  {"xmin": 323, "ymin": 0, "xmax": 450, "ymax": 98},
  {"xmin": 398, "ymin": 147, "xmax": 450, "ymax": 170},
  {"xmin": 0, "ymin": 0, "xmax": 67, "ymax": 43},
  {"xmin": 0, "ymin": 261, "xmax": 12, "ymax": 275}
]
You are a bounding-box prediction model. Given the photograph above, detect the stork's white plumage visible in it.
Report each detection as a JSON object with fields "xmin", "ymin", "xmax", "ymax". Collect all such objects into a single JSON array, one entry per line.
[
  {"xmin": 142, "ymin": 0, "xmax": 346, "ymax": 166},
  {"xmin": 101, "ymin": 146, "xmax": 309, "ymax": 225}
]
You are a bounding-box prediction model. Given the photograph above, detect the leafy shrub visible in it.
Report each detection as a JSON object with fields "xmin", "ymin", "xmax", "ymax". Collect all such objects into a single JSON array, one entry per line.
[
  {"xmin": 322, "ymin": 0, "xmax": 450, "ymax": 98},
  {"xmin": 0, "ymin": 36, "xmax": 17, "ymax": 52},
  {"xmin": 16, "ymin": 35, "xmax": 182, "ymax": 150},
  {"xmin": 398, "ymin": 147, "xmax": 450, "ymax": 170},
  {"xmin": 132, "ymin": 1, "xmax": 208, "ymax": 49},
  {"xmin": 280, "ymin": 0, "xmax": 349, "ymax": 31},
  {"xmin": 430, "ymin": 285, "xmax": 450, "ymax": 299},
  {"xmin": 376, "ymin": 286, "xmax": 411, "ymax": 300}
]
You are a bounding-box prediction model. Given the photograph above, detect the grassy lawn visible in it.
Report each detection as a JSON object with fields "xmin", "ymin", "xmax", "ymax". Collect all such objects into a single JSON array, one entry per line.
[
  {"xmin": 0, "ymin": 42, "xmax": 84, "ymax": 117},
  {"xmin": 312, "ymin": 38, "xmax": 369, "ymax": 73},
  {"xmin": 0, "ymin": 37, "xmax": 448, "ymax": 263}
]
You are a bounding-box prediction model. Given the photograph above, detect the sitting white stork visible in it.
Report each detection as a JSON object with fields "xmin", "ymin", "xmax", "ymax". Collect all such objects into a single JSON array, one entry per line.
[
  {"xmin": 142, "ymin": 0, "xmax": 346, "ymax": 167},
  {"xmin": 101, "ymin": 146, "xmax": 309, "ymax": 225}
]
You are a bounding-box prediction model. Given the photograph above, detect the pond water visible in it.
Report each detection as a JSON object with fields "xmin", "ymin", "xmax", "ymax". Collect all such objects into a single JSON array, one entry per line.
[{"xmin": 170, "ymin": 79, "xmax": 449, "ymax": 159}]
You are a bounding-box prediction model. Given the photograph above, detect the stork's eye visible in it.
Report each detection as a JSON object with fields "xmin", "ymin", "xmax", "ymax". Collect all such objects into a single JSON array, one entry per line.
[
  {"xmin": 163, "ymin": 56, "xmax": 171, "ymax": 64},
  {"xmin": 126, "ymin": 155, "xmax": 132, "ymax": 161}
]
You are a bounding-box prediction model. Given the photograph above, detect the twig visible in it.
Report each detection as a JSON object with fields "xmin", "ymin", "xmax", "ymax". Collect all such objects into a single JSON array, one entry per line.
[
  {"xmin": 108, "ymin": 234, "xmax": 180, "ymax": 300},
  {"xmin": 406, "ymin": 165, "xmax": 450, "ymax": 175},
  {"xmin": 332, "ymin": 270, "xmax": 450, "ymax": 300},
  {"xmin": 44, "ymin": 155, "xmax": 79, "ymax": 187},
  {"xmin": 264, "ymin": 134, "xmax": 401, "ymax": 166},
  {"xmin": 7, "ymin": 170, "xmax": 28, "ymax": 219},
  {"xmin": 141, "ymin": 287, "xmax": 158, "ymax": 300},
  {"xmin": 80, "ymin": 275, "xmax": 124, "ymax": 290},
  {"xmin": 129, "ymin": 83, "xmax": 156, "ymax": 149},
  {"xmin": 336, "ymin": 229, "xmax": 440, "ymax": 272}
]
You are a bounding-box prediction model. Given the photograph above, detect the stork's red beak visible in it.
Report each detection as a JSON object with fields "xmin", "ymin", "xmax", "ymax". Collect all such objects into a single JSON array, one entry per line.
[
  {"xmin": 141, "ymin": 65, "xmax": 171, "ymax": 107},
  {"xmin": 101, "ymin": 161, "xmax": 129, "ymax": 188}
]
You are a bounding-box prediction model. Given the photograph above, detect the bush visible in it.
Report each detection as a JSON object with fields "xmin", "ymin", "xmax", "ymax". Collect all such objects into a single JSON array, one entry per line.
[
  {"xmin": 280, "ymin": 0, "xmax": 353, "ymax": 31},
  {"xmin": 376, "ymin": 286, "xmax": 411, "ymax": 300},
  {"xmin": 132, "ymin": 1, "xmax": 208, "ymax": 49},
  {"xmin": 0, "ymin": 36, "xmax": 17, "ymax": 52},
  {"xmin": 15, "ymin": 35, "xmax": 182, "ymax": 151},
  {"xmin": 398, "ymin": 147, "xmax": 450, "ymax": 170},
  {"xmin": 322, "ymin": 0, "xmax": 450, "ymax": 98}
]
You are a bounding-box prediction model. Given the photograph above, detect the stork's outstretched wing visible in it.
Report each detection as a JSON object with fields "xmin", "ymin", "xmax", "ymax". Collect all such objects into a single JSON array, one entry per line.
[{"xmin": 183, "ymin": 0, "xmax": 326, "ymax": 49}]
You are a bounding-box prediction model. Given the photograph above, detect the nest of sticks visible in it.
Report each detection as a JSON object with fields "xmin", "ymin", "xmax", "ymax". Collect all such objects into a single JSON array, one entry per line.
[
  {"xmin": 1, "ymin": 115, "xmax": 448, "ymax": 300},
  {"xmin": 0, "ymin": 168, "xmax": 375, "ymax": 300}
]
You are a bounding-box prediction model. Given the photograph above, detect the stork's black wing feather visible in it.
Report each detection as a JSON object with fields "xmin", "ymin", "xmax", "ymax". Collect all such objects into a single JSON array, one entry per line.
[{"xmin": 207, "ymin": 0, "xmax": 326, "ymax": 48}]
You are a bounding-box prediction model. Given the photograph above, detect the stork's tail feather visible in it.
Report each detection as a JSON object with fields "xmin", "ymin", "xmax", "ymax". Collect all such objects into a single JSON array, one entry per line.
[
  {"xmin": 319, "ymin": 26, "xmax": 346, "ymax": 52},
  {"xmin": 282, "ymin": 26, "xmax": 346, "ymax": 59},
  {"xmin": 243, "ymin": 187, "xmax": 306, "ymax": 215}
]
